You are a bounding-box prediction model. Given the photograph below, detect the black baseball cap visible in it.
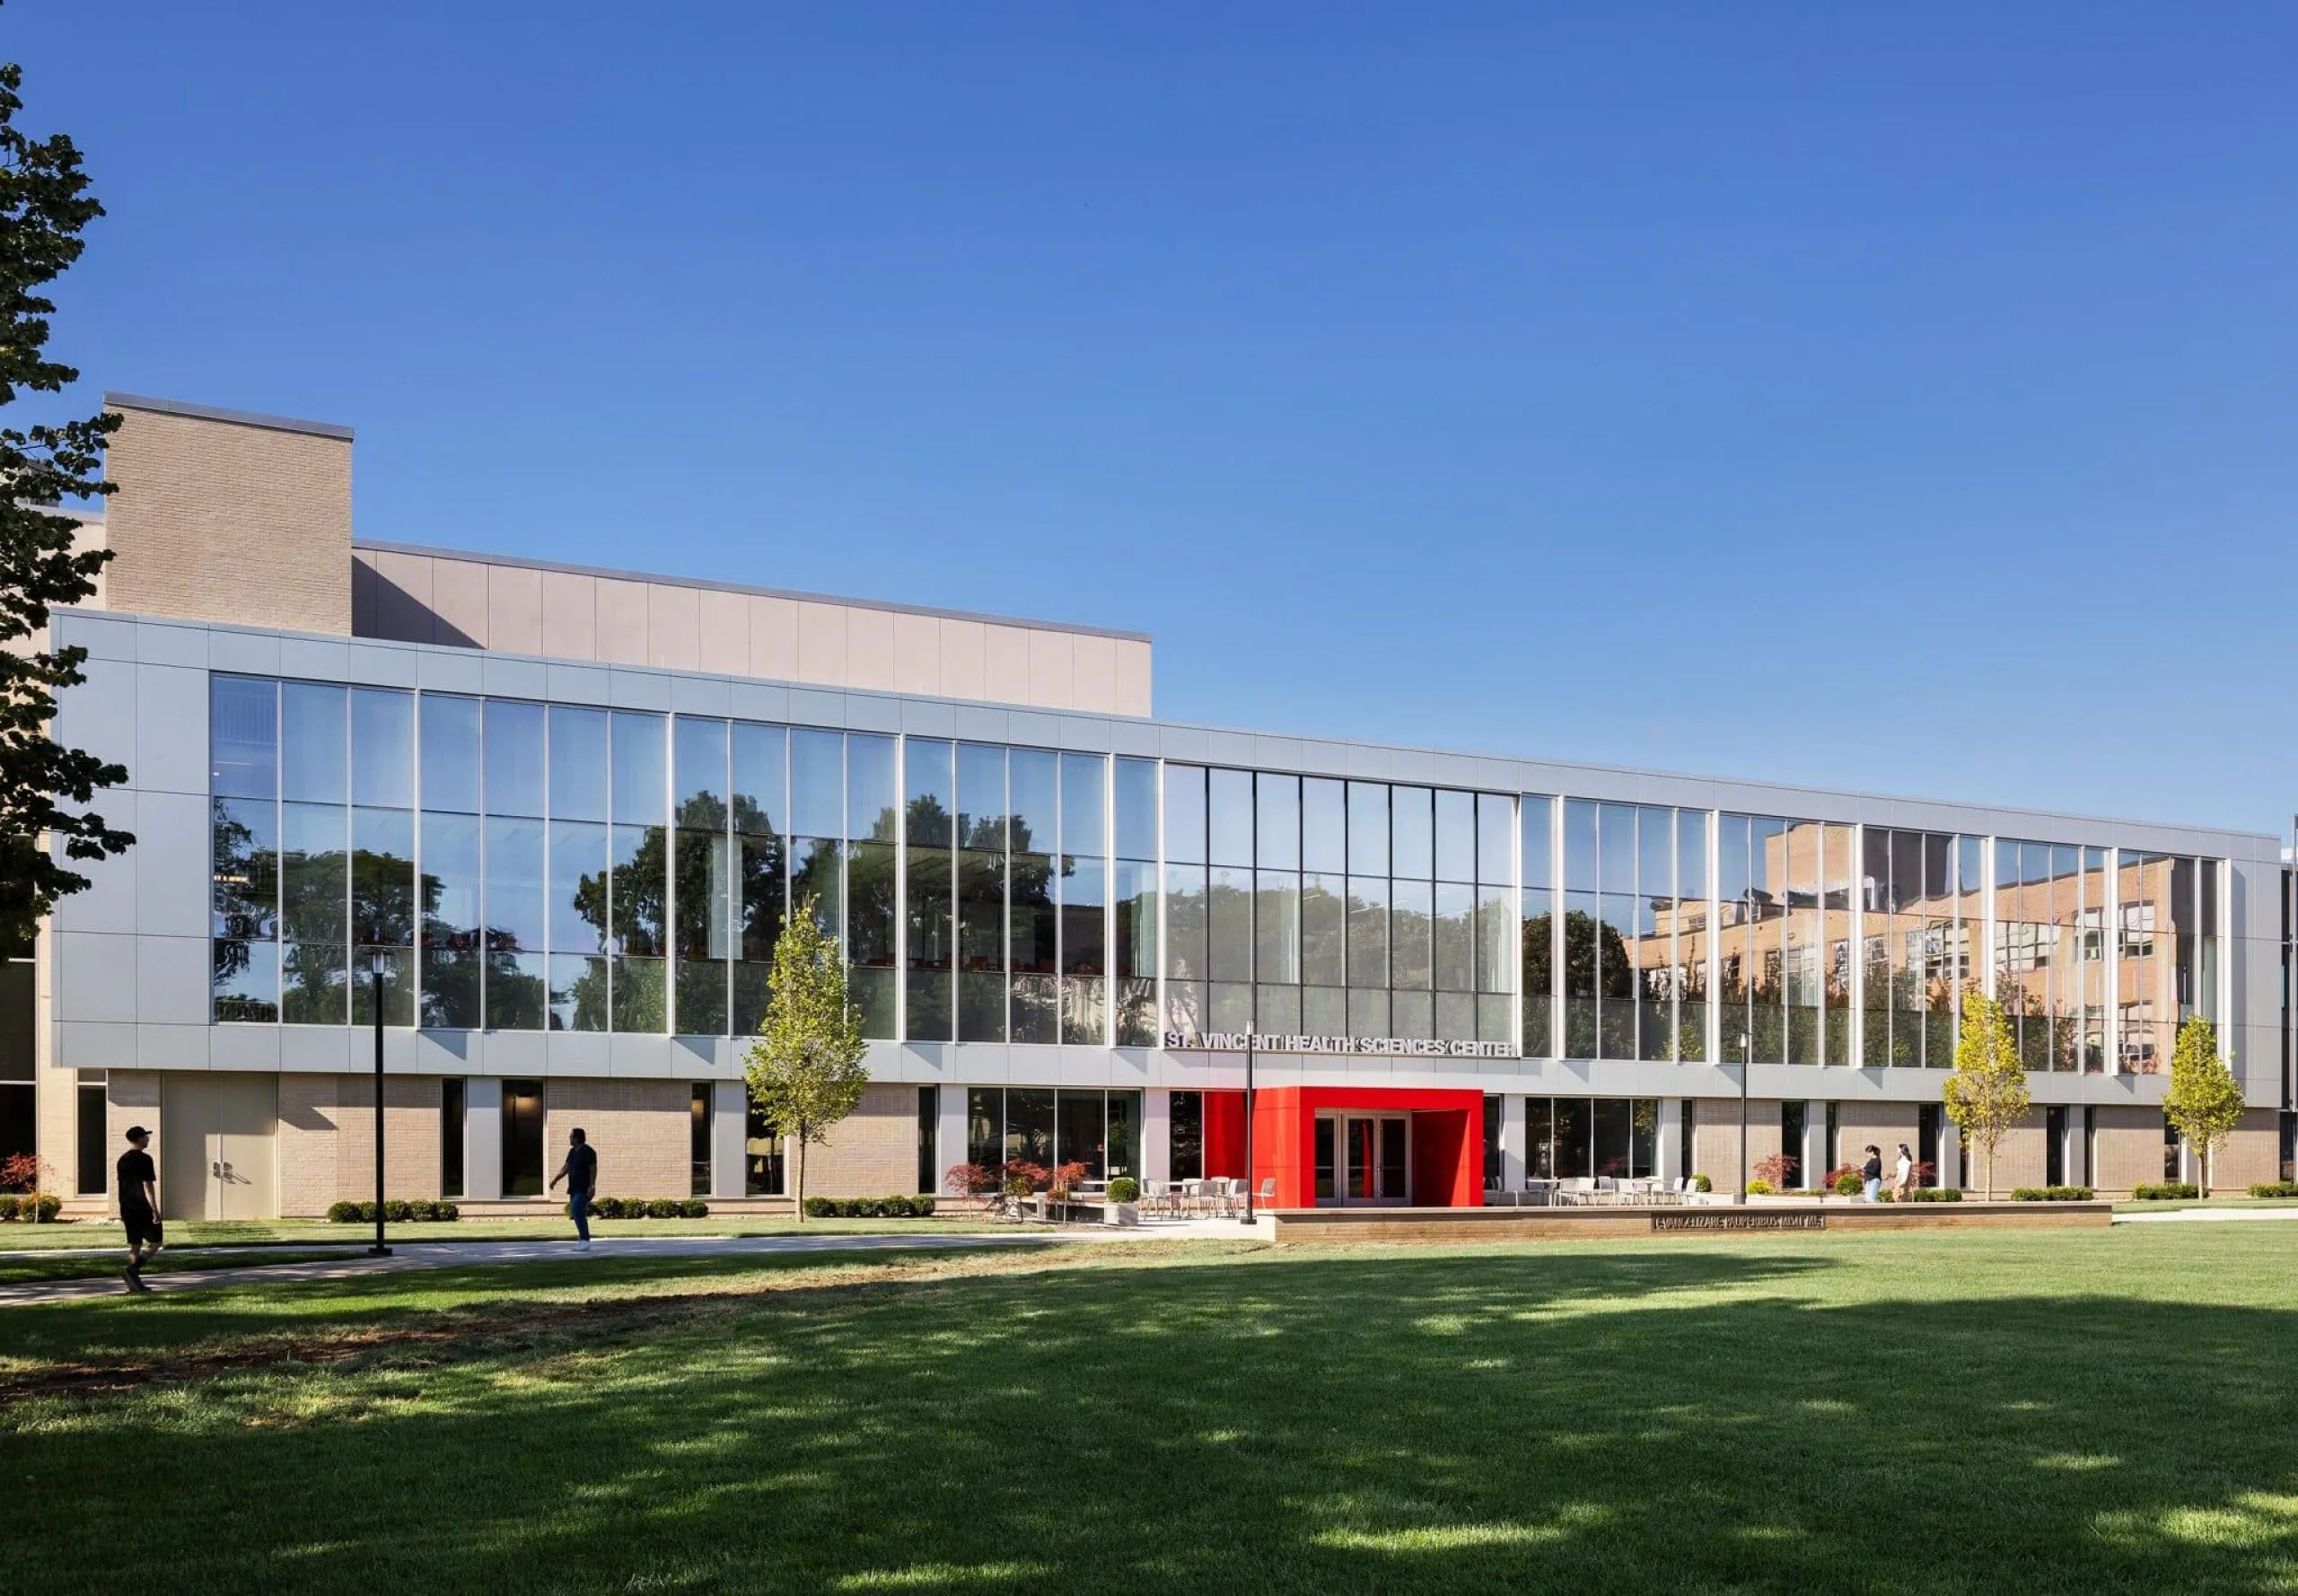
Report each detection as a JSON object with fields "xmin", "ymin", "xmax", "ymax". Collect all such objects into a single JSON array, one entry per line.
[{"xmin": 125, "ymin": 1125, "xmax": 149, "ymax": 1140}]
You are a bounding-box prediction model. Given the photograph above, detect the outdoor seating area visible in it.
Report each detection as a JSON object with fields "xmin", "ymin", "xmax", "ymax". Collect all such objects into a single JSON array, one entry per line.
[
  {"xmin": 1484, "ymin": 1177, "xmax": 1706, "ymax": 1207},
  {"xmin": 1136, "ymin": 1178, "xmax": 1276, "ymax": 1218}
]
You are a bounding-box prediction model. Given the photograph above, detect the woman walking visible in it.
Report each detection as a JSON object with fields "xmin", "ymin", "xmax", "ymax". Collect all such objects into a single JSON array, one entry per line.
[{"xmin": 1894, "ymin": 1142, "xmax": 1916, "ymax": 1200}]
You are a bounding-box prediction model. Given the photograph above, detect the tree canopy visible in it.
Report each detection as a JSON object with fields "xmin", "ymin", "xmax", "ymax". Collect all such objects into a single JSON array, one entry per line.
[
  {"xmin": 742, "ymin": 903, "xmax": 869, "ymax": 1221},
  {"xmin": 0, "ymin": 57, "xmax": 132, "ymax": 950},
  {"xmin": 2163, "ymin": 1015, "xmax": 2243, "ymax": 1197},
  {"xmin": 1943, "ymin": 987, "xmax": 2029, "ymax": 1200}
]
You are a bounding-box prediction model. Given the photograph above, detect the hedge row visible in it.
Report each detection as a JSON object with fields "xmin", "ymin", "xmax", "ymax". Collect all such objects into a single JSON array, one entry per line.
[
  {"xmin": 587, "ymin": 1197, "xmax": 709, "ymax": 1220},
  {"xmin": 803, "ymin": 1195, "xmax": 936, "ymax": 1218},
  {"xmin": 2249, "ymin": 1181, "xmax": 2298, "ymax": 1198},
  {"xmin": 0, "ymin": 1194, "xmax": 62, "ymax": 1222},
  {"xmin": 1899, "ymin": 1188, "xmax": 1963, "ymax": 1203},
  {"xmin": 328, "ymin": 1199, "xmax": 460, "ymax": 1223},
  {"xmin": 2011, "ymin": 1186, "xmax": 2095, "ymax": 1202},
  {"xmin": 2133, "ymin": 1182, "xmax": 2200, "ymax": 1201}
]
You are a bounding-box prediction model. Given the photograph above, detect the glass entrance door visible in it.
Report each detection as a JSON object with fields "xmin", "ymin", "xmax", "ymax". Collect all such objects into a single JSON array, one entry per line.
[{"xmin": 1321, "ymin": 1114, "xmax": 1410, "ymax": 1206}]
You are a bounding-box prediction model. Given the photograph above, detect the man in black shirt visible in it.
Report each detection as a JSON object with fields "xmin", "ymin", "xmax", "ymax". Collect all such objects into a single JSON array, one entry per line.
[
  {"xmin": 548, "ymin": 1127, "xmax": 599, "ymax": 1252},
  {"xmin": 117, "ymin": 1126, "xmax": 161, "ymax": 1293}
]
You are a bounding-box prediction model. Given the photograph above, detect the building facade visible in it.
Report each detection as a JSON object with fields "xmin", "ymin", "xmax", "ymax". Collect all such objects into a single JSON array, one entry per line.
[{"xmin": 13, "ymin": 393, "xmax": 2293, "ymax": 1216}]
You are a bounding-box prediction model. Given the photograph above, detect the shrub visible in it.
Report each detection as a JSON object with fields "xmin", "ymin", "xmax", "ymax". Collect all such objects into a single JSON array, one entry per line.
[
  {"xmin": 25, "ymin": 1194, "xmax": 60, "ymax": 1222},
  {"xmin": 0, "ymin": 1194, "xmax": 17, "ymax": 1221},
  {"xmin": 803, "ymin": 1195, "xmax": 936, "ymax": 1218},
  {"xmin": 944, "ymin": 1162, "xmax": 999, "ymax": 1198},
  {"xmin": 2248, "ymin": 1180, "xmax": 2298, "ymax": 1198},
  {"xmin": 1106, "ymin": 1177, "xmax": 1140, "ymax": 1204},
  {"xmin": 1826, "ymin": 1164, "xmax": 1863, "ymax": 1197},
  {"xmin": 2012, "ymin": 1186, "xmax": 2094, "ymax": 1202},
  {"xmin": 1905, "ymin": 1187, "xmax": 1963, "ymax": 1203},
  {"xmin": 1745, "ymin": 1179, "xmax": 1774, "ymax": 1196},
  {"xmin": 1047, "ymin": 1161, "xmax": 1090, "ymax": 1200},
  {"xmin": 1691, "ymin": 1173, "xmax": 1712, "ymax": 1193},
  {"xmin": 641, "ymin": 1197, "xmax": 678, "ymax": 1219},
  {"xmin": 2134, "ymin": 1181, "xmax": 2200, "ymax": 1201},
  {"xmin": 1750, "ymin": 1153, "xmax": 1798, "ymax": 1190},
  {"xmin": 328, "ymin": 1198, "xmax": 459, "ymax": 1223},
  {"xmin": 683, "ymin": 1199, "xmax": 709, "ymax": 1217}
]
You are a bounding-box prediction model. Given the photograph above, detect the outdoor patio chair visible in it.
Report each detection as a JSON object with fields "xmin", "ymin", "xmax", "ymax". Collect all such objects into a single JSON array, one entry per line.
[{"xmin": 1256, "ymin": 1177, "xmax": 1276, "ymax": 1207}]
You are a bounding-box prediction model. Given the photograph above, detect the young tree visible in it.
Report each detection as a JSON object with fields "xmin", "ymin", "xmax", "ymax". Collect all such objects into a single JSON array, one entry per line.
[
  {"xmin": 742, "ymin": 903, "xmax": 868, "ymax": 1222},
  {"xmin": 0, "ymin": 57, "xmax": 133, "ymax": 951},
  {"xmin": 2163, "ymin": 1015, "xmax": 2244, "ymax": 1197},
  {"xmin": 1943, "ymin": 987, "xmax": 2030, "ymax": 1200}
]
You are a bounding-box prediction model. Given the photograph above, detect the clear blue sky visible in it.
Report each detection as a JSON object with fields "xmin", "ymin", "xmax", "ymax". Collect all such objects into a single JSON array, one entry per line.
[{"xmin": 15, "ymin": 4, "xmax": 2298, "ymax": 834}]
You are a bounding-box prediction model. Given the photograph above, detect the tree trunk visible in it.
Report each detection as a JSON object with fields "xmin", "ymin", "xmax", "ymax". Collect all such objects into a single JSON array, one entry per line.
[
  {"xmin": 1984, "ymin": 1139, "xmax": 1995, "ymax": 1202},
  {"xmin": 794, "ymin": 1131, "xmax": 807, "ymax": 1223}
]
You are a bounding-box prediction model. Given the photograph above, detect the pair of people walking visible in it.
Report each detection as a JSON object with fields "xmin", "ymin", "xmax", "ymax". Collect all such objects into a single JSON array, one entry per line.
[
  {"xmin": 1858, "ymin": 1142, "xmax": 1918, "ymax": 1203},
  {"xmin": 113, "ymin": 1123, "xmax": 604, "ymax": 1294}
]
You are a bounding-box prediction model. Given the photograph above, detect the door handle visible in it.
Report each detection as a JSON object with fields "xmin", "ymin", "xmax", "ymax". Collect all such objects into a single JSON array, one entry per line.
[{"xmin": 212, "ymin": 1161, "xmax": 223, "ymax": 1177}]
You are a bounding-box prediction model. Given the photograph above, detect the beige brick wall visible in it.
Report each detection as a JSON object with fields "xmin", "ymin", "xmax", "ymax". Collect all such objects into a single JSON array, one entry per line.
[
  {"xmin": 1688, "ymin": 1100, "xmax": 1781, "ymax": 1194},
  {"xmin": 318, "ymin": 1075, "xmax": 448, "ymax": 1211},
  {"xmin": 101, "ymin": 1070, "xmax": 162, "ymax": 1218},
  {"xmin": 2208, "ymin": 1108, "xmax": 2280, "ymax": 1193},
  {"xmin": 805, "ymin": 1083, "xmax": 921, "ymax": 1199},
  {"xmin": 1963, "ymin": 1110, "xmax": 2048, "ymax": 1196},
  {"xmin": 103, "ymin": 399, "xmax": 351, "ymax": 633},
  {"xmin": 1833, "ymin": 1101, "xmax": 1920, "ymax": 1175},
  {"xmin": 544, "ymin": 1079, "xmax": 693, "ymax": 1199},
  {"xmin": 2091, "ymin": 1105, "xmax": 2171, "ymax": 1196}
]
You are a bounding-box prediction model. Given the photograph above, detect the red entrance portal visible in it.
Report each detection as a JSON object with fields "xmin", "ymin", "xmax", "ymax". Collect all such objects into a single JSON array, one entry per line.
[{"xmin": 1199, "ymin": 1087, "xmax": 1484, "ymax": 1208}]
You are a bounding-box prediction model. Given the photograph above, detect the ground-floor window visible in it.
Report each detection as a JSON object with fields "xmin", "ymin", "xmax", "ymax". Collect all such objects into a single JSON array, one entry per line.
[
  {"xmin": 1781, "ymin": 1102, "xmax": 1807, "ymax": 1188},
  {"xmin": 691, "ymin": 1084, "xmax": 712, "ymax": 1197},
  {"xmin": 1482, "ymin": 1094, "xmax": 1501, "ymax": 1190},
  {"xmin": 0, "ymin": 958, "xmax": 29, "ymax": 1171},
  {"xmin": 76, "ymin": 1070, "xmax": 108, "ymax": 1195},
  {"xmin": 1918, "ymin": 1102, "xmax": 1942, "ymax": 1186},
  {"xmin": 503, "ymin": 1080, "xmax": 545, "ymax": 1197},
  {"xmin": 916, "ymin": 1086, "xmax": 937, "ymax": 1194},
  {"xmin": 1170, "ymin": 1092, "xmax": 1204, "ymax": 1181},
  {"xmin": 1680, "ymin": 1099, "xmax": 1696, "ymax": 1182},
  {"xmin": 2163, "ymin": 1113, "xmax": 2181, "ymax": 1182},
  {"xmin": 1526, "ymin": 1096, "xmax": 1659, "ymax": 1180},
  {"xmin": 442, "ymin": 1079, "xmax": 465, "ymax": 1197},
  {"xmin": 746, "ymin": 1089, "xmax": 785, "ymax": 1195},
  {"xmin": 964, "ymin": 1087, "xmax": 1140, "ymax": 1180}
]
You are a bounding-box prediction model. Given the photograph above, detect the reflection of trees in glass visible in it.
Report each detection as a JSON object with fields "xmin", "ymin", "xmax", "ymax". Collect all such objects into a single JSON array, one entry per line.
[
  {"xmin": 211, "ymin": 802, "xmax": 274, "ymax": 955},
  {"xmin": 1559, "ymin": 908, "xmax": 1629, "ymax": 1003}
]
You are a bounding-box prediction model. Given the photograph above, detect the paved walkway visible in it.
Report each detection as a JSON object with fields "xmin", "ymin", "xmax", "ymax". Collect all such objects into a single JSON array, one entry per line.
[
  {"xmin": 2112, "ymin": 1206, "xmax": 2298, "ymax": 1224},
  {"xmin": 0, "ymin": 1227, "xmax": 1195, "ymax": 1309}
]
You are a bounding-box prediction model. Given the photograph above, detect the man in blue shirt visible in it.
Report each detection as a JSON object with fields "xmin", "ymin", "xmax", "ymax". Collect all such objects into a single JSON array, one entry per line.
[{"xmin": 548, "ymin": 1127, "xmax": 599, "ymax": 1251}]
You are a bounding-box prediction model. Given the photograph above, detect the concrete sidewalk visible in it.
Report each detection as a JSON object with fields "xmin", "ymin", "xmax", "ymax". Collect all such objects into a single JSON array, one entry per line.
[
  {"xmin": 0, "ymin": 1229, "xmax": 1117, "ymax": 1309},
  {"xmin": 2112, "ymin": 1206, "xmax": 2298, "ymax": 1224}
]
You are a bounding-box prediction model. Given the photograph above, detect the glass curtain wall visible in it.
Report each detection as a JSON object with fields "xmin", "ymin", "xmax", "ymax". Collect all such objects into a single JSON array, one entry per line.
[
  {"xmin": 1520, "ymin": 796, "xmax": 1555, "ymax": 1057},
  {"xmin": 1993, "ymin": 840, "xmax": 2111, "ymax": 1073},
  {"xmin": 1860, "ymin": 830, "xmax": 1976, "ymax": 1068},
  {"xmin": 1564, "ymin": 802, "xmax": 1707, "ymax": 1061},
  {"xmin": 1718, "ymin": 813, "xmax": 1858, "ymax": 1065},
  {"xmin": 2116, "ymin": 851, "xmax": 2223, "ymax": 1074},
  {"xmin": 1162, "ymin": 769, "xmax": 1513, "ymax": 1041},
  {"xmin": 1113, "ymin": 759, "xmax": 1157, "ymax": 1045}
]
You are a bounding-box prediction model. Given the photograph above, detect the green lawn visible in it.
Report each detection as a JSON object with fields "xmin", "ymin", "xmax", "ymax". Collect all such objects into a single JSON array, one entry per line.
[{"xmin": 5, "ymin": 1228, "xmax": 2297, "ymax": 1593}]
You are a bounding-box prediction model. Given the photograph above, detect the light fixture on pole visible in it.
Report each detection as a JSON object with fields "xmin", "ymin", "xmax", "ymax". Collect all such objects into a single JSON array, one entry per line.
[
  {"xmin": 369, "ymin": 951, "xmax": 391, "ymax": 1258},
  {"xmin": 1241, "ymin": 1002, "xmax": 1258, "ymax": 1225}
]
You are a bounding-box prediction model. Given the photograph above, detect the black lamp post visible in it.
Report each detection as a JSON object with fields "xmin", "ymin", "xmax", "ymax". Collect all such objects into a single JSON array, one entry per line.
[
  {"xmin": 1240, "ymin": 1006, "xmax": 1258, "ymax": 1225},
  {"xmin": 369, "ymin": 951, "xmax": 391, "ymax": 1258}
]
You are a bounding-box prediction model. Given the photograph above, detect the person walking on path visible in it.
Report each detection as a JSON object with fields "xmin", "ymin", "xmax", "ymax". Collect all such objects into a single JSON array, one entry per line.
[
  {"xmin": 1894, "ymin": 1142, "xmax": 1916, "ymax": 1200},
  {"xmin": 548, "ymin": 1127, "xmax": 599, "ymax": 1251},
  {"xmin": 1861, "ymin": 1144, "xmax": 1883, "ymax": 1204},
  {"xmin": 117, "ymin": 1126, "xmax": 162, "ymax": 1293}
]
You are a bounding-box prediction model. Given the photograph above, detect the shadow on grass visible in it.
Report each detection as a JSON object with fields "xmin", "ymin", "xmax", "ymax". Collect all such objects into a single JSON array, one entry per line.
[{"xmin": 9, "ymin": 1245, "xmax": 2298, "ymax": 1594}]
